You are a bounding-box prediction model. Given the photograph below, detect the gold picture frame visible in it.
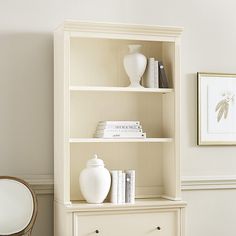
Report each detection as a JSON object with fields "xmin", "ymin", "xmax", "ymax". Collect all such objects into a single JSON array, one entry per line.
[{"xmin": 198, "ymin": 72, "xmax": 236, "ymax": 145}]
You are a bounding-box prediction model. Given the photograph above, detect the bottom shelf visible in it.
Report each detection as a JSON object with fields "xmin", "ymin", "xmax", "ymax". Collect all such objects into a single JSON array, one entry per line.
[{"xmin": 65, "ymin": 198, "xmax": 186, "ymax": 212}]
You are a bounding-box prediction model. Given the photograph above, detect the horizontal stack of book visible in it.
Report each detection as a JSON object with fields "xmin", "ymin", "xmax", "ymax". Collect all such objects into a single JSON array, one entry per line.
[
  {"xmin": 94, "ymin": 121, "xmax": 146, "ymax": 139},
  {"xmin": 143, "ymin": 58, "xmax": 169, "ymax": 88},
  {"xmin": 110, "ymin": 170, "xmax": 135, "ymax": 204}
]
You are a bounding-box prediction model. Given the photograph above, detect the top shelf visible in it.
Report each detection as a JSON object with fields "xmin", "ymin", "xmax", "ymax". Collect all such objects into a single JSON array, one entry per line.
[{"xmin": 70, "ymin": 86, "xmax": 173, "ymax": 93}]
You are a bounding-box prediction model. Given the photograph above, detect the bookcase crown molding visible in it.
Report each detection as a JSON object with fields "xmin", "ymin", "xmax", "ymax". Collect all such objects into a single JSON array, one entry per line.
[{"xmin": 56, "ymin": 20, "xmax": 183, "ymax": 39}]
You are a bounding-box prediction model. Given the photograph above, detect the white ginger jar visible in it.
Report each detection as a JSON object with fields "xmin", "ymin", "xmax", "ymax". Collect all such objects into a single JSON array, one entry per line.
[{"xmin": 79, "ymin": 154, "xmax": 111, "ymax": 204}]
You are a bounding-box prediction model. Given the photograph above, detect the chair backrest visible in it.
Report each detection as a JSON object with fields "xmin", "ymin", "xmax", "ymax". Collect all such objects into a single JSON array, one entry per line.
[{"xmin": 0, "ymin": 176, "xmax": 37, "ymax": 236}]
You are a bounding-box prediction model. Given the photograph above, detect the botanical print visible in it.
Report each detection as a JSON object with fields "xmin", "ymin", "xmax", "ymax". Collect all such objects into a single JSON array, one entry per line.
[
  {"xmin": 207, "ymin": 79, "xmax": 236, "ymax": 134},
  {"xmin": 215, "ymin": 92, "xmax": 235, "ymax": 122},
  {"xmin": 198, "ymin": 73, "xmax": 236, "ymax": 145}
]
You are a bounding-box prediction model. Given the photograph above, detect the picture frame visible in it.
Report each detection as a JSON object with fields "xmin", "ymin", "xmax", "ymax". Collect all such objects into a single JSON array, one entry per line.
[{"xmin": 197, "ymin": 72, "xmax": 236, "ymax": 145}]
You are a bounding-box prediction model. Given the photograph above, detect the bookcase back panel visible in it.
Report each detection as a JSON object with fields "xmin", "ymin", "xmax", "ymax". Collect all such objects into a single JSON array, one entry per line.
[
  {"xmin": 70, "ymin": 92, "xmax": 164, "ymax": 138},
  {"xmin": 70, "ymin": 143, "xmax": 163, "ymax": 201},
  {"xmin": 70, "ymin": 38, "xmax": 165, "ymax": 87}
]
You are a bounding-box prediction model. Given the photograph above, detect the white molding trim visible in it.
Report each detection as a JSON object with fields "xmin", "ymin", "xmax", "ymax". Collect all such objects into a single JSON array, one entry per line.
[
  {"xmin": 56, "ymin": 20, "xmax": 183, "ymax": 39},
  {"xmin": 181, "ymin": 175, "xmax": 236, "ymax": 190},
  {"xmin": 7, "ymin": 175, "xmax": 236, "ymax": 195},
  {"xmin": 14, "ymin": 174, "xmax": 54, "ymax": 195}
]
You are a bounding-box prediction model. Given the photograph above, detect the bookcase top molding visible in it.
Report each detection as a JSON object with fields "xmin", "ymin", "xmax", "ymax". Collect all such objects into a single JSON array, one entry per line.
[{"xmin": 56, "ymin": 20, "xmax": 183, "ymax": 39}]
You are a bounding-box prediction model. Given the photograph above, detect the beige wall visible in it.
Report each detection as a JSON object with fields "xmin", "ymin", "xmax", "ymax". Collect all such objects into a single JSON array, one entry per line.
[
  {"xmin": 33, "ymin": 194, "xmax": 53, "ymax": 236},
  {"xmin": 1, "ymin": 0, "xmax": 236, "ymax": 235},
  {"xmin": 183, "ymin": 189, "xmax": 236, "ymax": 236}
]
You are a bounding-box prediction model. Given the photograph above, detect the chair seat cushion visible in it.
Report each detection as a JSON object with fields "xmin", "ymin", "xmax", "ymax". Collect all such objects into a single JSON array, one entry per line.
[{"xmin": 0, "ymin": 179, "xmax": 34, "ymax": 235}]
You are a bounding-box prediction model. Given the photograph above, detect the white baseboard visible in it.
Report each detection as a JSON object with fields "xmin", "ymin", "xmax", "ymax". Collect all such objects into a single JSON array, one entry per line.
[
  {"xmin": 8, "ymin": 174, "xmax": 236, "ymax": 195},
  {"xmin": 14, "ymin": 174, "xmax": 54, "ymax": 195}
]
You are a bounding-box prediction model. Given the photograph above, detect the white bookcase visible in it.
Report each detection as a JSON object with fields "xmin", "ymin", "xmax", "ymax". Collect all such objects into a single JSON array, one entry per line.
[{"xmin": 54, "ymin": 21, "xmax": 186, "ymax": 236}]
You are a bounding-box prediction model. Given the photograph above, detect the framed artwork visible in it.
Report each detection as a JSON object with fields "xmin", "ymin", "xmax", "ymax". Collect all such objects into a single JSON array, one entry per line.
[{"xmin": 198, "ymin": 72, "xmax": 236, "ymax": 145}]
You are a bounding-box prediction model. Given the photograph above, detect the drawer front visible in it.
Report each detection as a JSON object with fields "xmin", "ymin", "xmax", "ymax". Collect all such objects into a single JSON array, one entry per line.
[{"xmin": 74, "ymin": 210, "xmax": 179, "ymax": 236}]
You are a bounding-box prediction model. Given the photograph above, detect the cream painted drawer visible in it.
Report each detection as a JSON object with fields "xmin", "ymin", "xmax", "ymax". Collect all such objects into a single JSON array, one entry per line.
[{"xmin": 74, "ymin": 210, "xmax": 179, "ymax": 236}]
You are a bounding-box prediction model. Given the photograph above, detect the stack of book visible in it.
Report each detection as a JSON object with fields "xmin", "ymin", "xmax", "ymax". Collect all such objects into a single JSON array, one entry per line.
[
  {"xmin": 143, "ymin": 59, "xmax": 169, "ymax": 88},
  {"xmin": 94, "ymin": 121, "xmax": 146, "ymax": 139},
  {"xmin": 110, "ymin": 170, "xmax": 135, "ymax": 204}
]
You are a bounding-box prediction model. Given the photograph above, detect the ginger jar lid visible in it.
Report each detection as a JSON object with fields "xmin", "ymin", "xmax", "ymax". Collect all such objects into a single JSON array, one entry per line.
[{"xmin": 86, "ymin": 154, "xmax": 104, "ymax": 167}]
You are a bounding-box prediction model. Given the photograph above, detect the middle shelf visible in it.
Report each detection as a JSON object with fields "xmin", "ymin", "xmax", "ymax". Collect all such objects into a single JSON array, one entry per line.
[
  {"xmin": 70, "ymin": 90, "xmax": 174, "ymax": 139},
  {"xmin": 69, "ymin": 138, "xmax": 173, "ymax": 143},
  {"xmin": 70, "ymin": 86, "xmax": 174, "ymax": 93}
]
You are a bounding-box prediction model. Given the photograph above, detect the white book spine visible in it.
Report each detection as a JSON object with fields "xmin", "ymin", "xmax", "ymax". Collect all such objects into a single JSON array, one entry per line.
[
  {"xmin": 110, "ymin": 170, "xmax": 118, "ymax": 204},
  {"xmin": 154, "ymin": 60, "xmax": 159, "ymax": 88},
  {"xmin": 96, "ymin": 128, "xmax": 143, "ymax": 133},
  {"xmin": 122, "ymin": 172, "xmax": 126, "ymax": 203},
  {"xmin": 98, "ymin": 121, "xmax": 140, "ymax": 126},
  {"xmin": 117, "ymin": 170, "xmax": 123, "ymax": 204},
  {"xmin": 146, "ymin": 58, "xmax": 155, "ymax": 88},
  {"xmin": 97, "ymin": 124, "xmax": 142, "ymax": 130},
  {"xmin": 125, "ymin": 170, "xmax": 135, "ymax": 204},
  {"xmin": 94, "ymin": 132, "xmax": 146, "ymax": 138}
]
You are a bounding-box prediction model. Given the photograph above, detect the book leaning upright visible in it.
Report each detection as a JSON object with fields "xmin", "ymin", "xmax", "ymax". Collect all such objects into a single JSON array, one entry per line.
[
  {"xmin": 117, "ymin": 170, "xmax": 123, "ymax": 204},
  {"xmin": 110, "ymin": 170, "xmax": 118, "ymax": 204},
  {"xmin": 154, "ymin": 60, "xmax": 159, "ymax": 88},
  {"xmin": 125, "ymin": 170, "xmax": 135, "ymax": 204},
  {"xmin": 158, "ymin": 61, "xmax": 169, "ymax": 88},
  {"xmin": 122, "ymin": 172, "xmax": 126, "ymax": 203},
  {"xmin": 144, "ymin": 58, "xmax": 155, "ymax": 88},
  {"xmin": 143, "ymin": 58, "xmax": 159, "ymax": 88}
]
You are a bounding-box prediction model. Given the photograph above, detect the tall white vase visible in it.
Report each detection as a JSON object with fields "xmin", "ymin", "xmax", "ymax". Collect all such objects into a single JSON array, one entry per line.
[{"xmin": 123, "ymin": 45, "xmax": 147, "ymax": 88}]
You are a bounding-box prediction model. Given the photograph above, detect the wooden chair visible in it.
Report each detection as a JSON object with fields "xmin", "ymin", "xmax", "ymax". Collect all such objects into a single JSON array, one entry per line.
[{"xmin": 0, "ymin": 176, "xmax": 38, "ymax": 236}]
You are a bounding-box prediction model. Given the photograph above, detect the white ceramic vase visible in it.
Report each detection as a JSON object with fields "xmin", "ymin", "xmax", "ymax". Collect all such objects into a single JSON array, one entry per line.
[
  {"xmin": 123, "ymin": 44, "xmax": 147, "ymax": 88},
  {"xmin": 79, "ymin": 154, "xmax": 111, "ymax": 204}
]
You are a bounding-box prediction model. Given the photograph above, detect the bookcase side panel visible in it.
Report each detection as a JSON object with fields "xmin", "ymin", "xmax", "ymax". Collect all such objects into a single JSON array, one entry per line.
[
  {"xmin": 162, "ymin": 40, "xmax": 181, "ymax": 200},
  {"xmin": 174, "ymin": 39, "xmax": 181, "ymax": 199},
  {"xmin": 54, "ymin": 30, "xmax": 71, "ymax": 204},
  {"xmin": 162, "ymin": 93, "xmax": 178, "ymax": 199},
  {"xmin": 54, "ymin": 202, "xmax": 73, "ymax": 236}
]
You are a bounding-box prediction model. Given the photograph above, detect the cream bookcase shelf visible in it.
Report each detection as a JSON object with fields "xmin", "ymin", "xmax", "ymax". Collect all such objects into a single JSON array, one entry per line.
[
  {"xmin": 69, "ymin": 138, "xmax": 173, "ymax": 143},
  {"xmin": 54, "ymin": 21, "xmax": 186, "ymax": 236},
  {"xmin": 70, "ymin": 86, "xmax": 173, "ymax": 93}
]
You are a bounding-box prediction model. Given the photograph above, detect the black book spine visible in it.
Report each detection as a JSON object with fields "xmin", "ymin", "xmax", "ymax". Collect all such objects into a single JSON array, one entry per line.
[{"xmin": 158, "ymin": 61, "xmax": 169, "ymax": 88}]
